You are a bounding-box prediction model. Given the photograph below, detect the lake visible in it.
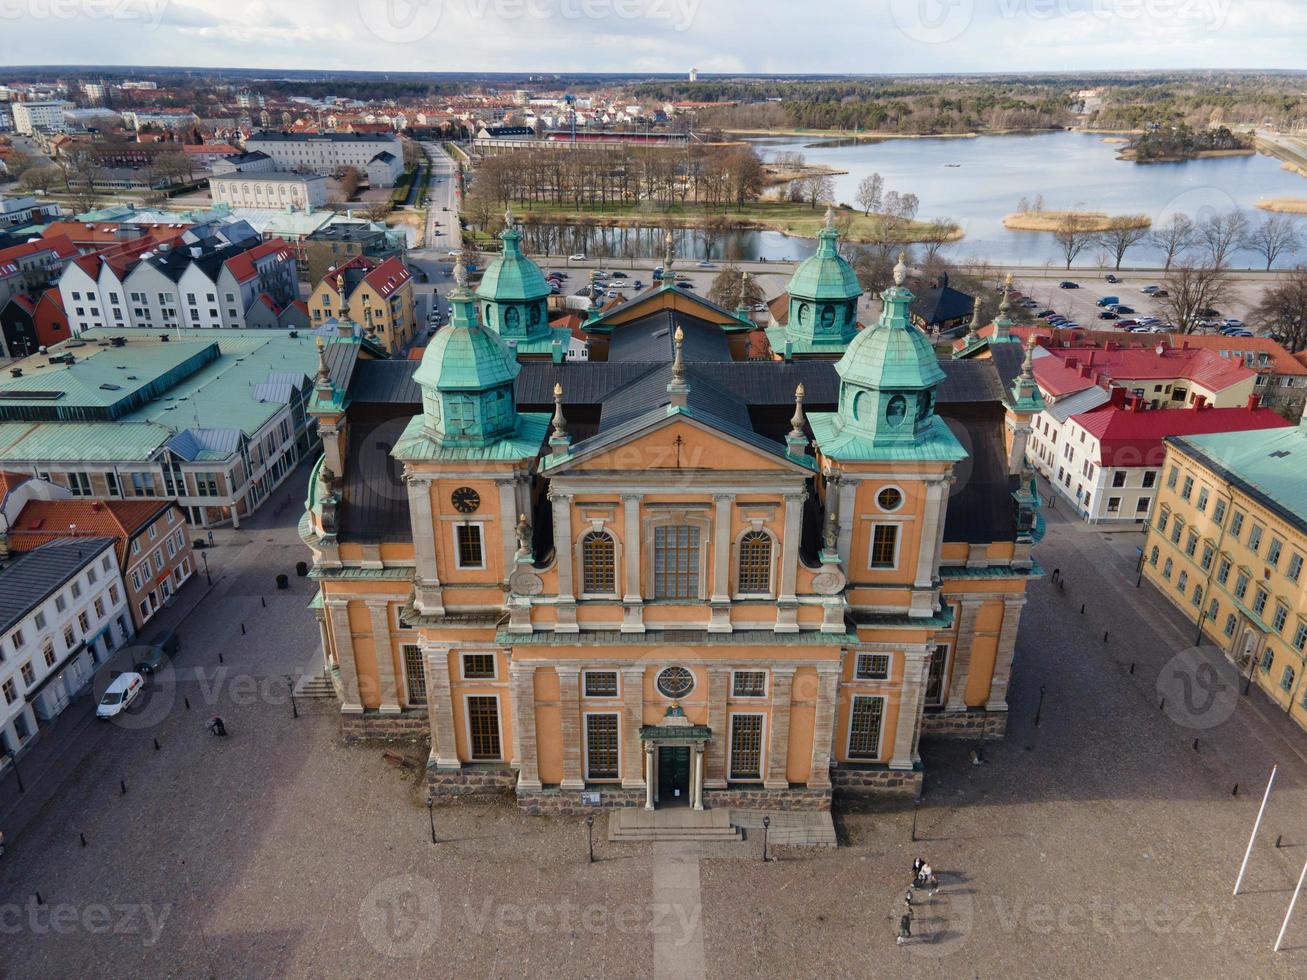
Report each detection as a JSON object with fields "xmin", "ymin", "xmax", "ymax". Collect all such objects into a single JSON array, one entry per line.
[{"xmin": 511, "ymin": 131, "xmax": 1307, "ymax": 269}]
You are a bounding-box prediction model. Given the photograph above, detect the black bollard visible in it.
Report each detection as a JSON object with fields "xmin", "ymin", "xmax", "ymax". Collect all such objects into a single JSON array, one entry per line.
[
  {"xmin": 1276, "ymin": 835, "xmax": 1283, "ymax": 848},
  {"xmin": 120, "ymin": 779, "xmax": 127, "ymax": 795},
  {"xmin": 261, "ymin": 596, "xmax": 267, "ymax": 608},
  {"xmin": 35, "ymin": 893, "xmax": 42, "ymax": 905},
  {"xmin": 218, "ymin": 651, "xmax": 224, "ymax": 664},
  {"xmin": 1232, "ymin": 784, "xmax": 1239, "ymax": 796},
  {"xmin": 1193, "ymin": 738, "xmax": 1199, "ymax": 751},
  {"xmin": 1159, "ymin": 698, "xmax": 1165, "ymax": 712},
  {"xmin": 184, "ymin": 696, "xmax": 190, "ymax": 710},
  {"xmin": 80, "ymin": 832, "xmax": 87, "ymax": 847},
  {"xmin": 241, "ymin": 623, "xmax": 246, "ymax": 635},
  {"xmin": 1129, "ymin": 663, "xmax": 1135, "ymax": 674},
  {"xmin": 1103, "ymin": 630, "xmax": 1108, "ymax": 643},
  {"xmin": 153, "ymin": 737, "xmax": 160, "ymax": 751},
  {"xmin": 1080, "ymin": 603, "xmax": 1085, "ymax": 615}
]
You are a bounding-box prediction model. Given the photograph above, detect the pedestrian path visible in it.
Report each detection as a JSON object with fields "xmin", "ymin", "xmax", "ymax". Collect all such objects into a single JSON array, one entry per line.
[{"xmin": 651, "ymin": 841, "xmax": 706, "ymax": 980}]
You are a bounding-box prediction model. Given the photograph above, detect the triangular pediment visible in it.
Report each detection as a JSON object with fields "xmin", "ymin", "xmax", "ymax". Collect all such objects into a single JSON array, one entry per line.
[{"xmin": 589, "ymin": 284, "xmax": 749, "ymax": 332}]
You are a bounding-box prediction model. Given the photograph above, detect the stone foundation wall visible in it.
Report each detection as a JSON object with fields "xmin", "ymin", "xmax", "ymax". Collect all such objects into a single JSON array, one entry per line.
[
  {"xmin": 920, "ymin": 709, "xmax": 1008, "ymax": 738},
  {"xmin": 427, "ymin": 765, "xmax": 517, "ymax": 798},
  {"xmin": 340, "ymin": 710, "xmax": 430, "ymax": 742},
  {"xmin": 702, "ymin": 787, "xmax": 832, "ymax": 811},
  {"xmin": 830, "ymin": 764, "xmax": 923, "ymax": 797},
  {"xmin": 516, "ymin": 787, "xmax": 646, "ymax": 815}
]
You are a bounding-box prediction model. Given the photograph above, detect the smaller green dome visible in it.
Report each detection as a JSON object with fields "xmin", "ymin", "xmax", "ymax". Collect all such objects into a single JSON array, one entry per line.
[
  {"xmin": 476, "ymin": 207, "xmax": 551, "ymax": 304},
  {"xmin": 787, "ymin": 207, "xmax": 862, "ymax": 302}
]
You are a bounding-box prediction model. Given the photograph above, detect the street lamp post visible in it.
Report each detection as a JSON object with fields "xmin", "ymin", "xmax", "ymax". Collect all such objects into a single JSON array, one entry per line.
[
  {"xmin": 2, "ymin": 752, "xmax": 23, "ymax": 793},
  {"xmin": 425, "ymin": 796, "xmax": 437, "ymax": 844},
  {"xmin": 586, "ymin": 814, "xmax": 594, "ymax": 864},
  {"xmin": 201, "ymin": 550, "xmax": 211, "ymax": 586},
  {"xmin": 762, "ymin": 815, "xmax": 771, "ymax": 862}
]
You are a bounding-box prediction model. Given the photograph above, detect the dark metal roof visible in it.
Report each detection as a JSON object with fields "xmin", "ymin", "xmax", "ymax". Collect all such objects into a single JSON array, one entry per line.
[
  {"xmin": 939, "ymin": 403, "xmax": 1017, "ymax": 544},
  {"xmin": 348, "ymin": 359, "xmax": 422, "ymax": 404},
  {"xmin": 609, "ymin": 310, "xmax": 732, "ymax": 363},
  {"xmin": 988, "ymin": 343, "xmax": 1027, "ymax": 402},
  {"xmin": 0, "ymin": 537, "xmax": 114, "ymax": 634},
  {"xmin": 911, "ymin": 284, "xmax": 975, "ymax": 326},
  {"xmin": 337, "ymin": 404, "xmax": 413, "ymax": 543}
]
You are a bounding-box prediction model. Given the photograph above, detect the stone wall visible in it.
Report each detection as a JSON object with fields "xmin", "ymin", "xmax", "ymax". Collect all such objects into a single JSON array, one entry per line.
[
  {"xmin": 427, "ymin": 764, "xmax": 517, "ymax": 798},
  {"xmin": 340, "ymin": 710, "xmax": 429, "ymax": 742},
  {"xmin": 517, "ymin": 787, "xmax": 646, "ymax": 815},
  {"xmin": 702, "ymin": 787, "xmax": 831, "ymax": 811},
  {"xmin": 920, "ymin": 709, "xmax": 1008, "ymax": 738},
  {"xmin": 830, "ymin": 764, "xmax": 923, "ymax": 798}
]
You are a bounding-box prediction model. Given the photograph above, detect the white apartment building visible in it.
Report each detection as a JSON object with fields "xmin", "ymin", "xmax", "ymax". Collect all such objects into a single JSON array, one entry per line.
[
  {"xmin": 208, "ymin": 173, "xmax": 328, "ymax": 210},
  {"xmin": 0, "ymin": 538, "xmax": 132, "ymax": 764},
  {"xmin": 243, "ymin": 131, "xmax": 404, "ymax": 187},
  {"xmin": 11, "ymin": 100, "xmax": 73, "ymax": 135}
]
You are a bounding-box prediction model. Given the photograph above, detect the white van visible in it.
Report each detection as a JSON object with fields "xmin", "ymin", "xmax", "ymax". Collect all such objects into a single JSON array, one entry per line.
[{"xmin": 96, "ymin": 672, "xmax": 144, "ymax": 720}]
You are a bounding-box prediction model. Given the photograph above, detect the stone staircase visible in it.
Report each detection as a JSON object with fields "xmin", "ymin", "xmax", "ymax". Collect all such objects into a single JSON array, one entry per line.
[
  {"xmin": 293, "ymin": 668, "xmax": 339, "ymax": 700},
  {"xmin": 729, "ymin": 809, "xmax": 837, "ymax": 848},
  {"xmin": 608, "ymin": 807, "xmax": 743, "ymax": 842}
]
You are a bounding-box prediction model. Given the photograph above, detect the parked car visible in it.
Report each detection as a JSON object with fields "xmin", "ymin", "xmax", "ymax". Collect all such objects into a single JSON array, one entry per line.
[
  {"xmin": 1098, "ymin": 311, "xmax": 1119, "ymax": 320},
  {"xmin": 1019, "ymin": 298, "xmax": 1039, "ymax": 309},
  {"xmin": 697, "ymin": 261, "xmax": 715, "ymax": 268},
  {"xmin": 610, "ymin": 271, "xmax": 627, "ymax": 279},
  {"xmin": 1061, "ymin": 321, "xmax": 1080, "ymax": 329},
  {"xmin": 1151, "ymin": 289, "xmax": 1169, "ymax": 298},
  {"xmin": 1036, "ymin": 310, "xmax": 1056, "ymax": 318},
  {"xmin": 135, "ymin": 630, "xmax": 180, "ymax": 674},
  {"xmin": 1228, "ymin": 329, "xmax": 1254, "ymax": 337},
  {"xmin": 1223, "ymin": 318, "xmax": 1244, "ymax": 328},
  {"xmin": 569, "ymin": 253, "xmax": 586, "ymax": 261},
  {"xmin": 1105, "ymin": 274, "xmax": 1121, "ymax": 283},
  {"xmin": 1116, "ymin": 319, "xmax": 1139, "ymax": 329},
  {"xmin": 97, "ymin": 672, "xmax": 145, "ymax": 720},
  {"xmin": 633, "ymin": 280, "xmax": 645, "ymax": 289},
  {"xmin": 1199, "ymin": 307, "xmax": 1221, "ymax": 318},
  {"xmin": 1130, "ymin": 325, "xmax": 1151, "ymax": 333},
  {"xmin": 1059, "ymin": 281, "xmax": 1079, "ymax": 289},
  {"xmin": 1097, "ymin": 295, "xmax": 1120, "ymax": 307},
  {"xmin": 1141, "ymin": 285, "xmax": 1160, "ymax": 294},
  {"xmin": 1112, "ymin": 305, "xmax": 1136, "ymax": 315}
]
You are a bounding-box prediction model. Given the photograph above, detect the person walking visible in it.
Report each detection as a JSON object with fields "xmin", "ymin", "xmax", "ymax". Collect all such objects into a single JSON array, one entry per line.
[{"xmin": 897, "ymin": 907, "xmax": 913, "ymax": 945}]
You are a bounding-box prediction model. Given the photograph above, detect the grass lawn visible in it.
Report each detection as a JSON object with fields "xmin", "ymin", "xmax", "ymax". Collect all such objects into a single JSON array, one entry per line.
[{"xmin": 500, "ymin": 199, "xmax": 960, "ymax": 244}]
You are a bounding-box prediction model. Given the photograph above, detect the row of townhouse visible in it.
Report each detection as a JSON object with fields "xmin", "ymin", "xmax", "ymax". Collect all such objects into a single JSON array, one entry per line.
[
  {"xmin": 0, "ymin": 234, "xmax": 78, "ymax": 308},
  {"xmin": 57, "ymin": 236, "xmax": 300, "ymax": 335}
]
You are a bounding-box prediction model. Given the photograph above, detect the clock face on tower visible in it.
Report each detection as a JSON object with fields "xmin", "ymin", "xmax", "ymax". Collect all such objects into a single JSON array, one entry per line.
[{"xmin": 451, "ymin": 487, "xmax": 481, "ymax": 514}]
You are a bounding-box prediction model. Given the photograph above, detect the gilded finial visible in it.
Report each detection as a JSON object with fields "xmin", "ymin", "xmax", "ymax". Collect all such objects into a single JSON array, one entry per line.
[
  {"xmin": 671, "ymin": 325, "xmax": 685, "ymax": 386},
  {"xmin": 551, "ymin": 382, "xmax": 567, "ymax": 440},
  {"xmin": 893, "ymin": 251, "xmax": 908, "ymax": 286},
  {"xmin": 453, "ymin": 254, "xmax": 468, "ymax": 289},
  {"xmin": 824, "ymin": 205, "xmax": 835, "ymax": 230},
  {"xmin": 504, "ymin": 204, "xmax": 515, "ymax": 229},
  {"xmin": 789, "ymin": 383, "xmax": 806, "ymax": 436},
  {"xmin": 314, "ymin": 335, "xmax": 329, "ymax": 385}
]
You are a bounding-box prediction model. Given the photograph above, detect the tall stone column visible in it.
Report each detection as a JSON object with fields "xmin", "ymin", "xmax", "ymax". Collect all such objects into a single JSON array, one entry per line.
[
  {"xmin": 621, "ymin": 667, "xmax": 646, "ymax": 789},
  {"xmin": 890, "ymin": 648, "xmax": 931, "ymax": 770},
  {"xmin": 325, "ymin": 598, "xmax": 362, "ymax": 714},
  {"xmin": 914, "ymin": 478, "xmax": 948, "ymax": 589},
  {"xmin": 509, "ymin": 662, "xmax": 541, "ymax": 791},
  {"xmin": 313, "ymin": 608, "xmax": 332, "ymax": 674},
  {"xmin": 556, "ymin": 666, "xmax": 584, "ymax": 788},
  {"xmin": 550, "ymin": 491, "xmax": 578, "ymax": 632},
  {"xmin": 704, "ymin": 666, "xmax": 730, "ymax": 789},
  {"xmin": 692, "ymin": 745, "xmax": 705, "ymax": 811},
  {"xmin": 621, "ymin": 493, "xmax": 644, "ymax": 633},
  {"xmin": 407, "ymin": 478, "xmax": 443, "ymax": 615},
  {"xmin": 709, "ymin": 493, "xmax": 733, "ymax": 632},
  {"xmin": 764, "ymin": 667, "xmax": 796, "ymax": 789},
  {"xmin": 836, "ymin": 478, "xmax": 857, "ymax": 568},
  {"xmin": 808, "ymin": 665, "xmax": 840, "ymax": 789},
  {"xmin": 987, "ymin": 595, "xmax": 1027, "ymax": 711},
  {"xmin": 644, "ymin": 744, "xmax": 656, "ymax": 810},
  {"xmin": 422, "ymin": 641, "xmax": 460, "ymax": 769},
  {"xmin": 367, "ymin": 601, "xmax": 401, "ymax": 714},
  {"xmin": 775, "ymin": 492, "xmax": 806, "ymax": 633},
  {"xmin": 496, "ymin": 478, "xmax": 518, "ymax": 584},
  {"xmin": 946, "ymin": 598, "xmax": 986, "ymax": 712}
]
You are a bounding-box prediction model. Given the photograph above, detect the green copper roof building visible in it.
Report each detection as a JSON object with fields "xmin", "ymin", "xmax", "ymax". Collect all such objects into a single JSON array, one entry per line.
[
  {"xmin": 768, "ymin": 207, "xmax": 862, "ymax": 358},
  {"xmin": 810, "ymin": 254, "xmax": 965, "ymax": 462},
  {"xmin": 476, "ymin": 207, "xmax": 568, "ymax": 360}
]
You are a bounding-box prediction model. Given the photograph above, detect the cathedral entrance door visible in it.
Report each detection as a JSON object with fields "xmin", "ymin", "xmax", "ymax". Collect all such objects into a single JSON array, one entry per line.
[{"xmin": 657, "ymin": 746, "xmax": 691, "ymax": 806}]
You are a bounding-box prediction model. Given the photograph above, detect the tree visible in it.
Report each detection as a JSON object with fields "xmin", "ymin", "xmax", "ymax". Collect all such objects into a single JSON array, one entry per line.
[
  {"xmin": 1244, "ymin": 213, "xmax": 1303, "ymax": 271},
  {"xmin": 1250, "ymin": 266, "xmax": 1307, "ymax": 353},
  {"xmin": 1052, "ymin": 213, "xmax": 1096, "ymax": 269},
  {"xmin": 1158, "ymin": 263, "xmax": 1234, "ymax": 333},
  {"xmin": 339, "ymin": 165, "xmax": 363, "ymax": 200},
  {"xmin": 856, "ymin": 173, "xmax": 884, "ymax": 216},
  {"xmin": 1150, "ymin": 213, "xmax": 1195, "ymax": 271},
  {"xmin": 20, "ymin": 165, "xmax": 59, "ymax": 195},
  {"xmin": 799, "ymin": 174, "xmax": 834, "ymax": 210},
  {"xmin": 707, "ymin": 263, "xmax": 765, "ymax": 309},
  {"xmin": 852, "ymin": 246, "xmax": 893, "ymax": 295},
  {"xmin": 1198, "ymin": 209, "xmax": 1248, "ymax": 268},
  {"xmin": 1016, "ymin": 196, "xmax": 1030, "ymax": 213},
  {"xmin": 919, "ymin": 219, "xmax": 957, "ymax": 265},
  {"xmin": 152, "ymin": 151, "xmax": 192, "ymax": 186},
  {"xmin": 1097, "ymin": 216, "xmax": 1150, "ymax": 270},
  {"xmin": 725, "ymin": 145, "xmax": 765, "ymax": 207}
]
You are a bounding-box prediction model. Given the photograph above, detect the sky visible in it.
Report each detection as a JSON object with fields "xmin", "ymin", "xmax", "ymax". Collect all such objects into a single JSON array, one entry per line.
[{"xmin": 0, "ymin": 0, "xmax": 1301, "ymax": 74}]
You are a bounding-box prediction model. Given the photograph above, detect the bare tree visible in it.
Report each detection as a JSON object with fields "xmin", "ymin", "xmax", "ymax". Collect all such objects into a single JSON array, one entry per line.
[
  {"xmin": 856, "ymin": 173, "xmax": 884, "ymax": 216},
  {"xmin": 1097, "ymin": 216, "xmax": 1150, "ymax": 270},
  {"xmin": 1244, "ymin": 213, "xmax": 1303, "ymax": 271},
  {"xmin": 1150, "ymin": 213, "xmax": 1195, "ymax": 271},
  {"xmin": 1250, "ymin": 266, "xmax": 1307, "ymax": 352},
  {"xmin": 919, "ymin": 219, "xmax": 957, "ymax": 265},
  {"xmin": 707, "ymin": 263, "xmax": 766, "ymax": 309},
  {"xmin": 338, "ymin": 165, "xmax": 363, "ymax": 201},
  {"xmin": 1198, "ymin": 209, "xmax": 1248, "ymax": 268},
  {"xmin": 1053, "ymin": 213, "xmax": 1096, "ymax": 269},
  {"xmin": 852, "ymin": 246, "xmax": 893, "ymax": 294},
  {"xmin": 1158, "ymin": 262, "xmax": 1234, "ymax": 333},
  {"xmin": 20, "ymin": 165, "xmax": 60, "ymax": 194},
  {"xmin": 799, "ymin": 174, "xmax": 834, "ymax": 210},
  {"xmin": 363, "ymin": 200, "xmax": 394, "ymax": 222}
]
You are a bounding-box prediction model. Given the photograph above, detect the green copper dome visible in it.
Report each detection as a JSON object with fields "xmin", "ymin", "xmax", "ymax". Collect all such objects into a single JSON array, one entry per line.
[
  {"xmin": 787, "ymin": 208, "xmax": 862, "ymax": 302},
  {"xmin": 413, "ymin": 261, "xmax": 521, "ymax": 446},
  {"xmin": 477, "ymin": 208, "xmax": 551, "ymax": 304}
]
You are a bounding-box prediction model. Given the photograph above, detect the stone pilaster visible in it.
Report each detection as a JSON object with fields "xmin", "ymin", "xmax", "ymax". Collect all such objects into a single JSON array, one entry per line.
[
  {"xmin": 914, "ymin": 478, "xmax": 947, "ymax": 589},
  {"xmin": 422, "ymin": 641, "xmax": 460, "ymax": 769},
  {"xmin": 775, "ymin": 491, "xmax": 805, "ymax": 633},
  {"xmin": 709, "ymin": 493, "xmax": 733, "ymax": 632},
  {"xmin": 550, "ymin": 491, "xmax": 578, "ymax": 632},
  {"xmin": 556, "ymin": 666, "xmax": 584, "ymax": 788},
  {"xmin": 621, "ymin": 667, "xmax": 646, "ymax": 789},
  {"xmin": 891, "ymin": 647, "xmax": 931, "ymax": 770},
  {"xmin": 313, "ymin": 607, "xmax": 332, "ymax": 674},
  {"xmin": 621, "ymin": 494, "xmax": 644, "ymax": 633},
  {"xmin": 808, "ymin": 666, "xmax": 840, "ymax": 789},
  {"xmin": 987, "ymin": 594, "xmax": 1027, "ymax": 711},
  {"xmin": 325, "ymin": 598, "xmax": 362, "ymax": 713},
  {"xmin": 366, "ymin": 601, "xmax": 401, "ymax": 714},
  {"xmin": 496, "ymin": 478, "xmax": 518, "ymax": 584},
  {"xmin": 407, "ymin": 478, "xmax": 444, "ymax": 615},
  {"xmin": 704, "ymin": 666, "xmax": 730, "ymax": 789},
  {"xmin": 946, "ymin": 598, "xmax": 986, "ymax": 712},
  {"xmin": 764, "ymin": 667, "xmax": 796, "ymax": 789},
  {"xmin": 510, "ymin": 662, "xmax": 541, "ymax": 791}
]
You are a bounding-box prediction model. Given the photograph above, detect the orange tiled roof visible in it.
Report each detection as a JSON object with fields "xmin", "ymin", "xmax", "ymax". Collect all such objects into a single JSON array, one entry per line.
[{"xmin": 8, "ymin": 499, "xmax": 175, "ymax": 556}]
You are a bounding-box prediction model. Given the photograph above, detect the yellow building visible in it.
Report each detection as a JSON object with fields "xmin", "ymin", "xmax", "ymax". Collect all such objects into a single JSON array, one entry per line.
[
  {"xmin": 307, "ymin": 255, "xmax": 416, "ymax": 354},
  {"xmin": 1142, "ymin": 418, "xmax": 1307, "ymax": 727},
  {"xmin": 300, "ymin": 229, "xmax": 1043, "ymax": 813}
]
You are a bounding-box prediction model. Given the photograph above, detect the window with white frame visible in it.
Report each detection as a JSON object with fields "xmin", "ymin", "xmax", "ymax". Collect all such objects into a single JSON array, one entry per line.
[
  {"xmin": 584, "ymin": 713, "xmax": 620, "ymax": 780},
  {"xmin": 736, "ymin": 530, "xmax": 772, "ymax": 594},
  {"xmin": 728, "ymin": 714, "xmax": 764, "ymax": 780},
  {"xmin": 731, "ymin": 670, "xmax": 767, "ymax": 698},
  {"xmin": 454, "ymin": 522, "xmax": 484, "ymax": 569},
  {"xmin": 869, "ymin": 523, "xmax": 899, "ymax": 569},
  {"xmin": 581, "ymin": 530, "xmax": 616, "ymax": 595},
  {"xmin": 855, "ymin": 652, "xmax": 891, "ymax": 680},
  {"xmin": 583, "ymin": 670, "xmax": 618, "ymax": 698},
  {"xmin": 466, "ymin": 695, "xmax": 501, "ymax": 760},
  {"xmin": 847, "ymin": 695, "xmax": 886, "ymax": 760}
]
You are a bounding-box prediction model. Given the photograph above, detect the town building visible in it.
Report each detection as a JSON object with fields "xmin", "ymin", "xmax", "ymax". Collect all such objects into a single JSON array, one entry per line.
[
  {"xmin": 0, "ymin": 235, "xmax": 78, "ymax": 308},
  {"xmin": 0, "ymin": 331, "xmax": 326, "ymax": 528},
  {"xmin": 0, "ymin": 288, "xmax": 69, "ymax": 356},
  {"xmin": 908, "ymin": 274, "xmax": 975, "ymax": 338},
  {"xmin": 1141, "ymin": 416, "xmax": 1307, "ymax": 732},
  {"xmin": 11, "ymin": 100, "xmax": 73, "ymax": 135},
  {"xmin": 0, "ymin": 538, "xmax": 132, "ymax": 767},
  {"xmin": 243, "ymin": 131, "xmax": 404, "ymax": 187},
  {"xmin": 301, "ymin": 224, "xmax": 406, "ymax": 286},
  {"xmin": 208, "ymin": 173, "xmax": 329, "ymax": 211},
  {"xmin": 8, "ymin": 499, "xmax": 195, "ymax": 630},
  {"xmin": 307, "ymin": 254, "xmax": 416, "ymax": 355},
  {"xmin": 210, "ymin": 150, "xmax": 276, "ymax": 176},
  {"xmin": 299, "ymin": 235, "xmax": 1043, "ymax": 814},
  {"xmin": 0, "ymin": 194, "xmax": 61, "ymax": 230}
]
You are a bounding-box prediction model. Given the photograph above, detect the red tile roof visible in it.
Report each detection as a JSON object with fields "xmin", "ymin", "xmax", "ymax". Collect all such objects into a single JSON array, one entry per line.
[
  {"xmin": 222, "ymin": 237, "xmax": 293, "ymax": 283},
  {"xmin": 1070, "ymin": 401, "xmax": 1292, "ymax": 467},
  {"xmin": 43, "ymin": 221, "xmax": 191, "ymax": 249},
  {"xmin": 0, "ymin": 471, "xmax": 31, "ymax": 503},
  {"xmin": 8, "ymin": 499, "xmax": 178, "ymax": 557},
  {"xmin": 0, "ymin": 234, "xmax": 78, "ymax": 276},
  {"xmin": 1032, "ymin": 344, "xmax": 1253, "ymax": 398},
  {"xmin": 360, "ymin": 255, "xmax": 411, "ymax": 298}
]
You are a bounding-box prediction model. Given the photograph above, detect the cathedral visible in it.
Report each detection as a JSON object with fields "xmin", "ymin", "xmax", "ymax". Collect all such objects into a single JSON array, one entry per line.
[{"xmin": 300, "ymin": 211, "xmax": 1044, "ymax": 812}]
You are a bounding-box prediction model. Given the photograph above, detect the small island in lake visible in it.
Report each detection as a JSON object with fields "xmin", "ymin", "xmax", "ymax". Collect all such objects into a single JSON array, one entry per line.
[
  {"xmin": 1118, "ymin": 124, "xmax": 1254, "ymax": 163},
  {"xmin": 1257, "ymin": 198, "xmax": 1307, "ymax": 214},
  {"xmin": 1002, "ymin": 210, "xmax": 1150, "ymax": 233}
]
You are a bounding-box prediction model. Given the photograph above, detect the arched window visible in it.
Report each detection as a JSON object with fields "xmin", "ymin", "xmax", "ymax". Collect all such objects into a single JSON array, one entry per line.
[
  {"xmin": 737, "ymin": 530, "xmax": 772, "ymax": 594},
  {"xmin": 581, "ymin": 530, "xmax": 616, "ymax": 594}
]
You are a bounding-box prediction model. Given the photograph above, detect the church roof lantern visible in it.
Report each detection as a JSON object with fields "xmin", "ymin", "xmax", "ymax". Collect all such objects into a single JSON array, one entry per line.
[
  {"xmin": 786, "ymin": 206, "xmax": 862, "ymax": 303},
  {"xmin": 475, "ymin": 206, "xmax": 552, "ymax": 304}
]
